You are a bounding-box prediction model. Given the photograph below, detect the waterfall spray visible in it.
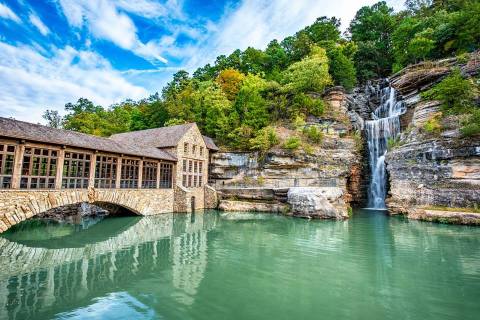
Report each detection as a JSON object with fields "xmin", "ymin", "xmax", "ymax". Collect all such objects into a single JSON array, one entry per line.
[{"xmin": 365, "ymin": 85, "xmax": 406, "ymax": 209}]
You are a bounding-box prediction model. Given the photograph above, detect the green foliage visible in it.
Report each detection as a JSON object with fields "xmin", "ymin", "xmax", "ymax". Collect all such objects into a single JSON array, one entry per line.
[
  {"xmin": 423, "ymin": 112, "xmax": 443, "ymax": 134},
  {"xmin": 283, "ymin": 136, "xmax": 301, "ymax": 150},
  {"xmin": 249, "ymin": 126, "xmax": 279, "ymax": 152},
  {"xmin": 387, "ymin": 136, "xmax": 403, "ymax": 150},
  {"xmin": 349, "ymin": 1, "xmax": 396, "ymax": 81},
  {"xmin": 460, "ymin": 108, "xmax": 480, "ymax": 137},
  {"xmin": 302, "ymin": 126, "xmax": 323, "ymax": 144},
  {"xmin": 165, "ymin": 118, "xmax": 187, "ymax": 126},
  {"xmin": 327, "ymin": 46, "xmax": 357, "ymax": 91},
  {"xmin": 421, "ymin": 69, "xmax": 476, "ymax": 114},
  {"xmin": 282, "ymin": 46, "xmax": 332, "ymax": 93},
  {"xmin": 291, "ymin": 93, "xmax": 325, "ymax": 118}
]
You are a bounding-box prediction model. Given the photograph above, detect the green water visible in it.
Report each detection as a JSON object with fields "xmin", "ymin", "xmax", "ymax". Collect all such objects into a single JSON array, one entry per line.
[{"xmin": 0, "ymin": 210, "xmax": 479, "ymax": 320}]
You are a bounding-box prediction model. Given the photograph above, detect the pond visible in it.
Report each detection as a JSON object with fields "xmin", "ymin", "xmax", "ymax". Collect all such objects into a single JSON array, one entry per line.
[{"xmin": 0, "ymin": 209, "xmax": 479, "ymax": 320}]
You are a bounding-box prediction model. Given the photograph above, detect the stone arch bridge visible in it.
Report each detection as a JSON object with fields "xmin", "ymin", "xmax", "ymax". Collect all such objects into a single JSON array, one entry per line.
[{"xmin": 0, "ymin": 188, "xmax": 176, "ymax": 233}]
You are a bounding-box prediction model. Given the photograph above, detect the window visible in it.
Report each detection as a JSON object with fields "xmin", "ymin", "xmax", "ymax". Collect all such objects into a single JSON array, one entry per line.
[
  {"xmin": 120, "ymin": 159, "xmax": 139, "ymax": 188},
  {"xmin": 188, "ymin": 160, "xmax": 193, "ymax": 173},
  {"xmin": 182, "ymin": 159, "xmax": 187, "ymax": 172},
  {"xmin": 194, "ymin": 161, "xmax": 197, "ymax": 173},
  {"xmin": 200, "ymin": 147, "xmax": 204, "ymax": 157},
  {"xmin": 199, "ymin": 162, "xmax": 203, "ymax": 174},
  {"xmin": 182, "ymin": 174, "xmax": 187, "ymax": 187},
  {"xmin": 142, "ymin": 161, "xmax": 158, "ymax": 189},
  {"xmin": 0, "ymin": 144, "xmax": 15, "ymax": 188},
  {"xmin": 193, "ymin": 175, "xmax": 197, "ymax": 187},
  {"xmin": 62, "ymin": 151, "xmax": 91, "ymax": 189},
  {"xmin": 188, "ymin": 175, "xmax": 192, "ymax": 187},
  {"xmin": 94, "ymin": 156, "xmax": 117, "ymax": 188},
  {"xmin": 199, "ymin": 176, "xmax": 203, "ymax": 187},
  {"xmin": 159, "ymin": 163, "xmax": 173, "ymax": 188},
  {"xmin": 21, "ymin": 147, "xmax": 57, "ymax": 189},
  {"xmin": 192, "ymin": 145, "xmax": 196, "ymax": 155},
  {"xmin": 184, "ymin": 143, "xmax": 188, "ymax": 154}
]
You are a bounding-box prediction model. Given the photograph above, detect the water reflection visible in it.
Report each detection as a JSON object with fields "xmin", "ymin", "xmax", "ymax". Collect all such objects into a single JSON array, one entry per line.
[
  {"xmin": 0, "ymin": 212, "xmax": 217, "ymax": 320},
  {"xmin": 0, "ymin": 210, "xmax": 479, "ymax": 320}
]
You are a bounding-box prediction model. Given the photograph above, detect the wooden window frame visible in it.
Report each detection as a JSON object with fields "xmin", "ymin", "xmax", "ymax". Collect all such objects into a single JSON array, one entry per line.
[
  {"xmin": 0, "ymin": 143, "xmax": 15, "ymax": 189},
  {"xmin": 120, "ymin": 158, "xmax": 139, "ymax": 189},
  {"xmin": 94, "ymin": 155, "xmax": 118, "ymax": 189},
  {"xmin": 62, "ymin": 151, "xmax": 91, "ymax": 189},
  {"xmin": 20, "ymin": 146, "xmax": 58, "ymax": 189},
  {"xmin": 142, "ymin": 161, "xmax": 158, "ymax": 189},
  {"xmin": 159, "ymin": 162, "xmax": 173, "ymax": 188}
]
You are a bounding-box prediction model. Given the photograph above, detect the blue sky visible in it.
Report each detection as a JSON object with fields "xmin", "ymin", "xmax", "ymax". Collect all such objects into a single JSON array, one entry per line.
[{"xmin": 0, "ymin": 0, "xmax": 404, "ymax": 123}]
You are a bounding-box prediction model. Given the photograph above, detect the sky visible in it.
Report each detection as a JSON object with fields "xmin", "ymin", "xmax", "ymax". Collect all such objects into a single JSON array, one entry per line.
[{"xmin": 0, "ymin": 0, "xmax": 404, "ymax": 123}]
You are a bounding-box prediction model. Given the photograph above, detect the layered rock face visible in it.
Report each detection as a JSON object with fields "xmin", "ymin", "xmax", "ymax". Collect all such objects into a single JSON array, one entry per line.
[
  {"xmin": 210, "ymin": 88, "xmax": 365, "ymax": 217},
  {"xmin": 386, "ymin": 52, "xmax": 480, "ymax": 223}
]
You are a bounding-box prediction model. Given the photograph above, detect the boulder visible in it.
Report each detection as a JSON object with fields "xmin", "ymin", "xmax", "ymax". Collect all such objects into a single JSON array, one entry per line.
[{"xmin": 287, "ymin": 187, "xmax": 348, "ymax": 220}]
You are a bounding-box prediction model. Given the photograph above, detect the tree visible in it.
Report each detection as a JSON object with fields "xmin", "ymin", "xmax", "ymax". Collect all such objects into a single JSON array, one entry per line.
[
  {"xmin": 304, "ymin": 16, "xmax": 341, "ymax": 43},
  {"xmin": 349, "ymin": 1, "xmax": 396, "ymax": 81},
  {"xmin": 265, "ymin": 39, "xmax": 289, "ymax": 76},
  {"xmin": 216, "ymin": 69, "xmax": 245, "ymax": 100},
  {"xmin": 282, "ymin": 46, "xmax": 332, "ymax": 93},
  {"xmin": 42, "ymin": 110, "xmax": 62, "ymax": 128},
  {"xmin": 234, "ymin": 74, "xmax": 269, "ymax": 131}
]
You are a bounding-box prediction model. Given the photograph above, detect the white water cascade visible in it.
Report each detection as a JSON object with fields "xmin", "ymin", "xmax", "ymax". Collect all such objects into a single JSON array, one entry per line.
[{"xmin": 365, "ymin": 85, "xmax": 406, "ymax": 209}]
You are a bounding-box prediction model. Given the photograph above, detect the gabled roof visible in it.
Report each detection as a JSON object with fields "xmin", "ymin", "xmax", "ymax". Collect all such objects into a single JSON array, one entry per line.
[
  {"xmin": 202, "ymin": 135, "xmax": 219, "ymax": 151},
  {"xmin": 110, "ymin": 123, "xmax": 219, "ymax": 151},
  {"xmin": 0, "ymin": 117, "xmax": 176, "ymax": 161},
  {"xmin": 110, "ymin": 123, "xmax": 195, "ymax": 148}
]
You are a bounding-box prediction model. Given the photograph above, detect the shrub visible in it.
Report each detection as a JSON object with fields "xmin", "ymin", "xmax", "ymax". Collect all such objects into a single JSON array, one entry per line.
[
  {"xmin": 460, "ymin": 109, "xmax": 480, "ymax": 137},
  {"xmin": 249, "ymin": 126, "xmax": 279, "ymax": 151},
  {"xmin": 423, "ymin": 112, "xmax": 443, "ymax": 134},
  {"xmin": 303, "ymin": 143, "xmax": 315, "ymax": 155},
  {"xmin": 387, "ymin": 136, "xmax": 403, "ymax": 150},
  {"xmin": 303, "ymin": 126, "xmax": 323, "ymax": 143},
  {"xmin": 421, "ymin": 69, "xmax": 476, "ymax": 115},
  {"xmin": 283, "ymin": 136, "xmax": 301, "ymax": 150},
  {"xmin": 291, "ymin": 93, "xmax": 325, "ymax": 117},
  {"xmin": 292, "ymin": 113, "xmax": 306, "ymax": 129}
]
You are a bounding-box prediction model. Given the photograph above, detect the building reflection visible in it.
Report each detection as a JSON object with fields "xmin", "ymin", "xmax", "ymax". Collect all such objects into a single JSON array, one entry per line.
[{"xmin": 0, "ymin": 212, "xmax": 218, "ymax": 320}]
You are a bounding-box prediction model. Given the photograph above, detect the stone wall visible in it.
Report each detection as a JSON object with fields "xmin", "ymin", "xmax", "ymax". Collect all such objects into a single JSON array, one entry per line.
[
  {"xmin": 0, "ymin": 188, "xmax": 175, "ymax": 233},
  {"xmin": 173, "ymin": 185, "xmax": 191, "ymax": 213},
  {"xmin": 204, "ymin": 185, "xmax": 218, "ymax": 209}
]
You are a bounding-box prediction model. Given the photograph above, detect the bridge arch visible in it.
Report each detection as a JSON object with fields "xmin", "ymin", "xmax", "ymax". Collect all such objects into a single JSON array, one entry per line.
[{"xmin": 0, "ymin": 188, "xmax": 175, "ymax": 233}]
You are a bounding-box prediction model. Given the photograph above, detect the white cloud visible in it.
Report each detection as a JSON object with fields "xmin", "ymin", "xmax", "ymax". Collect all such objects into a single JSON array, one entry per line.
[
  {"xmin": 57, "ymin": 0, "xmax": 169, "ymax": 63},
  {"xmin": 0, "ymin": 41, "xmax": 148, "ymax": 123},
  {"xmin": 29, "ymin": 13, "xmax": 50, "ymax": 36},
  {"xmin": 185, "ymin": 0, "xmax": 405, "ymax": 71},
  {"xmin": 0, "ymin": 2, "xmax": 21, "ymax": 23}
]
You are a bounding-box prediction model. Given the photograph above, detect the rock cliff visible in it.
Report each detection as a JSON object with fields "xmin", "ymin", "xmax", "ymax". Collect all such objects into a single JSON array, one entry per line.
[
  {"xmin": 386, "ymin": 52, "xmax": 480, "ymax": 223},
  {"xmin": 210, "ymin": 88, "xmax": 365, "ymax": 218}
]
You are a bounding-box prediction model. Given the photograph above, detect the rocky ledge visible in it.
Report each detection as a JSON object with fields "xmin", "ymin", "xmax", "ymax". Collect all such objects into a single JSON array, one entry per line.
[
  {"xmin": 287, "ymin": 187, "xmax": 349, "ymax": 220},
  {"xmin": 386, "ymin": 51, "xmax": 480, "ymax": 224}
]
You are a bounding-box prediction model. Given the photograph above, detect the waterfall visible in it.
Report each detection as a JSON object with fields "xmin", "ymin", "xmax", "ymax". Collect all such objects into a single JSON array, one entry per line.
[{"xmin": 365, "ymin": 85, "xmax": 406, "ymax": 209}]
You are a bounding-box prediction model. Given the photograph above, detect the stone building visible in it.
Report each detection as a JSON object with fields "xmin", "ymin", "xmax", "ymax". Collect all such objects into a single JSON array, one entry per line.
[
  {"xmin": 0, "ymin": 117, "xmax": 218, "ymax": 233},
  {"xmin": 111, "ymin": 123, "xmax": 219, "ymax": 210}
]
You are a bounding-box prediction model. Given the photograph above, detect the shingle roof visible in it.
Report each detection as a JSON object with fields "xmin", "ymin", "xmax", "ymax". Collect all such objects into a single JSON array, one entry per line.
[
  {"xmin": 110, "ymin": 123, "xmax": 195, "ymax": 148},
  {"xmin": 0, "ymin": 117, "xmax": 176, "ymax": 161},
  {"xmin": 110, "ymin": 123, "xmax": 219, "ymax": 151},
  {"xmin": 202, "ymin": 135, "xmax": 219, "ymax": 151}
]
